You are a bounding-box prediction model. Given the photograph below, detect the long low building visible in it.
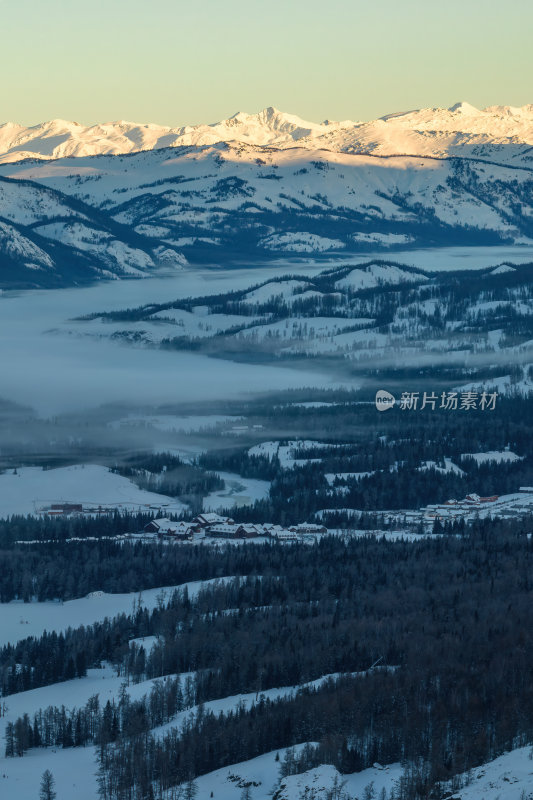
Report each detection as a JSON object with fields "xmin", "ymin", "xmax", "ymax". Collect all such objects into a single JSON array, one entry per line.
[
  {"xmin": 144, "ymin": 519, "xmax": 203, "ymax": 538},
  {"xmin": 143, "ymin": 516, "xmax": 330, "ymax": 542},
  {"xmin": 193, "ymin": 512, "xmax": 234, "ymax": 528},
  {"xmin": 208, "ymin": 523, "xmax": 263, "ymax": 539}
]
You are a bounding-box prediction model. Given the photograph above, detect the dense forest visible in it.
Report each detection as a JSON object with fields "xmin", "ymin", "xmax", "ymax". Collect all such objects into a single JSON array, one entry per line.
[
  {"xmin": 3, "ymin": 521, "xmax": 533, "ymax": 799},
  {"xmin": 0, "ymin": 535, "xmax": 256, "ymax": 601},
  {"xmin": 2, "ymin": 391, "xmax": 533, "ymax": 532},
  {"xmin": 110, "ymin": 453, "xmax": 224, "ymax": 512},
  {"xmin": 200, "ymin": 394, "xmax": 533, "ymax": 521}
]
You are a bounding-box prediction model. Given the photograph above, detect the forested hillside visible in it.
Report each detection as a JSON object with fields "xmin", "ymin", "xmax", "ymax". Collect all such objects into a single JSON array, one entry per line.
[{"xmin": 2, "ymin": 523, "xmax": 533, "ymax": 800}]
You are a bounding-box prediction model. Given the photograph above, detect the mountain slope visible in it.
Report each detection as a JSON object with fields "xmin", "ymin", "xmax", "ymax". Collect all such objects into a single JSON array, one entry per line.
[
  {"xmin": 0, "ymin": 176, "xmax": 186, "ymax": 288},
  {"xmin": 1, "ymin": 102, "xmax": 533, "ymax": 287},
  {"xmin": 3, "ymin": 142, "xmax": 531, "ymax": 263}
]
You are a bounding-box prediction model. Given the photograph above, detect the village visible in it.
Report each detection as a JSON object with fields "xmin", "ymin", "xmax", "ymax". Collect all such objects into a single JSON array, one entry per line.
[
  {"xmin": 195, "ymin": 487, "xmax": 530, "ymax": 534},
  {"xmin": 34, "ymin": 485, "xmax": 533, "ymax": 546},
  {"xmin": 415, "ymin": 486, "xmax": 533, "ymax": 525},
  {"xmin": 142, "ymin": 513, "xmax": 328, "ymax": 542}
]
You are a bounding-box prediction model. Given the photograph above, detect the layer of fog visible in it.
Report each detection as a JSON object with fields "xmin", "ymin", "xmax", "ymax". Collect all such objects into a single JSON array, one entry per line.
[
  {"xmin": 1, "ymin": 247, "xmax": 532, "ymax": 420},
  {"xmin": 0, "ymin": 263, "xmax": 346, "ymax": 418},
  {"xmin": 335, "ymin": 245, "xmax": 533, "ymax": 272}
]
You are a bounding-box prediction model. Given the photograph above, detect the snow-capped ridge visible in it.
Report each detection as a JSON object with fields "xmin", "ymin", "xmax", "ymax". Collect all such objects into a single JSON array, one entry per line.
[{"xmin": 2, "ymin": 101, "xmax": 532, "ymax": 164}]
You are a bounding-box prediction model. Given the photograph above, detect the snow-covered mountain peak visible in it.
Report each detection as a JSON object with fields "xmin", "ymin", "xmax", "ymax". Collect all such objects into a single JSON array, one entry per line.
[
  {"xmin": 213, "ymin": 106, "xmax": 338, "ymax": 143},
  {"xmin": 40, "ymin": 118, "xmax": 84, "ymax": 132},
  {"xmin": 485, "ymin": 103, "xmax": 533, "ymax": 117},
  {"xmin": 447, "ymin": 101, "xmax": 480, "ymax": 114},
  {"xmin": 1, "ymin": 101, "xmax": 533, "ymax": 165}
]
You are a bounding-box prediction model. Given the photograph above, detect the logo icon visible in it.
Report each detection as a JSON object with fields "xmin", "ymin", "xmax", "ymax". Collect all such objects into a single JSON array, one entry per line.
[{"xmin": 375, "ymin": 390, "xmax": 395, "ymax": 412}]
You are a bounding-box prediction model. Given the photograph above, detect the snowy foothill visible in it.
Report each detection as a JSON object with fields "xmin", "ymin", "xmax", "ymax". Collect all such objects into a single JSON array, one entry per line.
[
  {"xmin": 0, "ymin": 660, "xmax": 402, "ymax": 800},
  {"xmin": 150, "ymin": 671, "xmax": 366, "ymax": 743},
  {"xmin": 277, "ymin": 762, "xmax": 403, "ymax": 800},
  {"xmin": 258, "ymin": 232, "xmax": 346, "ymax": 253},
  {"xmin": 236, "ymin": 315, "xmax": 370, "ymax": 342},
  {"xmin": 442, "ymin": 746, "xmax": 533, "ymax": 800},
  {"xmin": 4, "ymin": 737, "xmax": 533, "ymax": 800},
  {"xmin": 241, "ymin": 279, "xmax": 313, "ymax": 304},
  {"xmin": 1, "ymin": 249, "xmax": 533, "ymax": 416},
  {"xmin": 334, "ymin": 262, "xmax": 426, "ymax": 290}
]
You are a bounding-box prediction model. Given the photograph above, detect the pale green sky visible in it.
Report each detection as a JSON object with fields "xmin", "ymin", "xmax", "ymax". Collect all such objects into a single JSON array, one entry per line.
[{"xmin": 2, "ymin": 0, "xmax": 532, "ymax": 126}]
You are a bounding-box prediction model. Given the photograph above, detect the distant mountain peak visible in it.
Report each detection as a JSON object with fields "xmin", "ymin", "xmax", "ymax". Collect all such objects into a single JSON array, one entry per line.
[
  {"xmin": 447, "ymin": 101, "xmax": 480, "ymax": 114},
  {"xmin": 1, "ymin": 102, "xmax": 532, "ymax": 165}
]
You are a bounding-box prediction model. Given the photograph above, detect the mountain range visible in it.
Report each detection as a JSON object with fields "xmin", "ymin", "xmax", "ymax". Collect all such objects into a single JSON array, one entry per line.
[
  {"xmin": 2, "ymin": 102, "xmax": 533, "ymax": 163},
  {"xmin": 1, "ymin": 102, "xmax": 532, "ymax": 288}
]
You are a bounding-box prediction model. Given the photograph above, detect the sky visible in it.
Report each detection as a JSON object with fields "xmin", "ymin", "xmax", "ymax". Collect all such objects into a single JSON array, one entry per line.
[{"xmin": 2, "ymin": 0, "xmax": 532, "ymax": 126}]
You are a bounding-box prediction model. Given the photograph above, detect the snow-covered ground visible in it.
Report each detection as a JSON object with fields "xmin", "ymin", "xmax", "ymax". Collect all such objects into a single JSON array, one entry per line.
[
  {"xmin": 166, "ymin": 749, "xmax": 403, "ymax": 800},
  {"xmin": 241, "ymin": 279, "xmax": 312, "ymax": 304},
  {"xmin": 418, "ymin": 457, "xmax": 465, "ymax": 476},
  {"xmin": 236, "ymin": 315, "xmax": 368, "ymax": 342},
  {"xmin": 0, "ymin": 669, "xmax": 192, "ymax": 800},
  {"xmin": 445, "ymin": 746, "xmax": 533, "ymax": 800},
  {"xmin": 0, "ymin": 464, "xmax": 187, "ymax": 517},
  {"xmin": 5, "ymin": 739, "xmax": 533, "ymax": 800},
  {"xmin": 0, "ymin": 577, "xmax": 235, "ymax": 648},
  {"xmin": 277, "ymin": 762, "xmax": 403, "ymax": 800},
  {"xmin": 460, "ymin": 450, "xmax": 523, "ymax": 464},
  {"xmin": 0, "ymin": 664, "xmax": 398, "ymax": 800},
  {"xmin": 248, "ymin": 440, "xmax": 347, "ymax": 470},
  {"xmin": 0, "ymin": 742, "xmax": 99, "ymax": 800},
  {"xmin": 334, "ymin": 263, "xmax": 425, "ymax": 290},
  {"xmin": 0, "ymin": 664, "xmax": 193, "ymax": 747},
  {"xmin": 0, "ymin": 742, "xmax": 400, "ymax": 800},
  {"xmin": 259, "ymin": 232, "xmax": 346, "ymax": 253}
]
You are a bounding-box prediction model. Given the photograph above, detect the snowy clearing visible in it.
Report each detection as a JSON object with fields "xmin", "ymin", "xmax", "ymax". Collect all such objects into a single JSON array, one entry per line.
[
  {"xmin": 0, "ymin": 577, "xmax": 236, "ymax": 648},
  {"xmin": 460, "ymin": 450, "xmax": 523, "ymax": 464},
  {"xmin": 0, "ymin": 464, "xmax": 187, "ymax": 517}
]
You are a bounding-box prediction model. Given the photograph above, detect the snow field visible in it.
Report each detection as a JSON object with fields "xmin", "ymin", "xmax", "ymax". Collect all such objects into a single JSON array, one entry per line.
[
  {"xmin": 0, "ymin": 577, "xmax": 236, "ymax": 649},
  {"xmin": 0, "ymin": 464, "xmax": 188, "ymax": 518}
]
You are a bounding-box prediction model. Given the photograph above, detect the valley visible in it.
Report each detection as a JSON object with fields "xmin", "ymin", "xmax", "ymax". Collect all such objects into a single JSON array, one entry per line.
[{"xmin": 2, "ymin": 103, "xmax": 533, "ymax": 800}]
